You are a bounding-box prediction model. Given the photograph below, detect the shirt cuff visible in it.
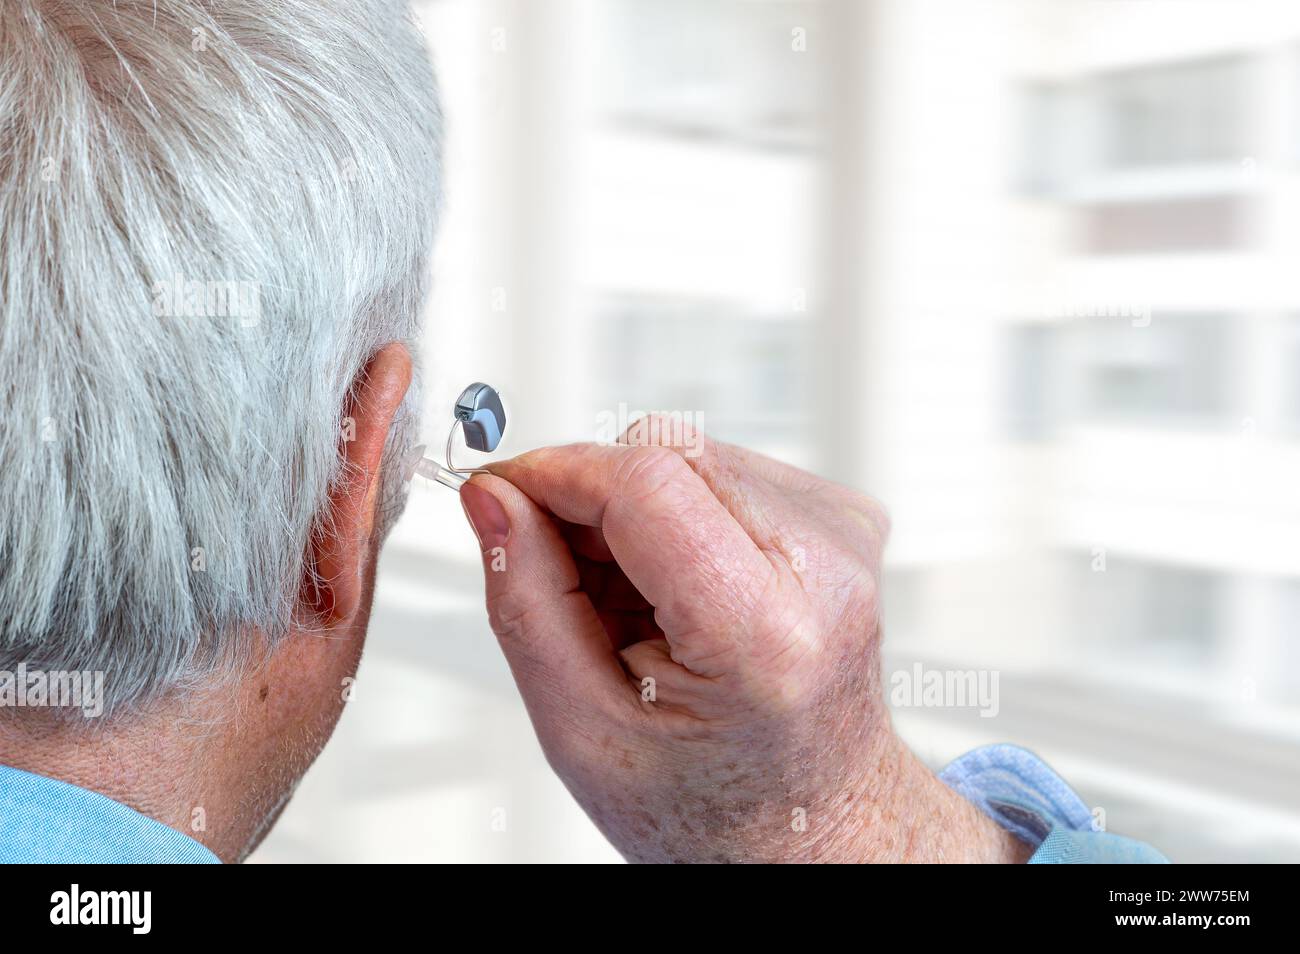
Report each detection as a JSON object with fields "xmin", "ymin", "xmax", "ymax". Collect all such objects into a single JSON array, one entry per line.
[{"xmin": 939, "ymin": 743, "xmax": 1169, "ymax": 864}]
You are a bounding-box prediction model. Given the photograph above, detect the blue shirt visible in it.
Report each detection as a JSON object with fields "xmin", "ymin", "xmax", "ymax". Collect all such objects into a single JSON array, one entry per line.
[
  {"xmin": 940, "ymin": 743, "xmax": 1169, "ymax": 863},
  {"xmin": 0, "ymin": 764, "xmax": 219, "ymax": 863},
  {"xmin": 0, "ymin": 744, "xmax": 1166, "ymax": 863}
]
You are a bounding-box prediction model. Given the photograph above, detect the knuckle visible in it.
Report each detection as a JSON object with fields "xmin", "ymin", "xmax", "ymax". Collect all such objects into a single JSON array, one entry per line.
[
  {"xmin": 484, "ymin": 588, "xmax": 532, "ymax": 643},
  {"xmin": 619, "ymin": 413, "xmax": 708, "ymax": 456},
  {"xmin": 612, "ymin": 444, "xmax": 692, "ymax": 501},
  {"xmin": 859, "ymin": 495, "xmax": 891, "ymax": 539},
  {"xmin": 827, "ymin": 486, "xmax": 891, "ymax": 544}
]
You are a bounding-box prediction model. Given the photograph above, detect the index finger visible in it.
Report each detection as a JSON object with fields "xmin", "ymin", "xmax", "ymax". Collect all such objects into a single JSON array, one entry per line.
[{"xmin": 487, "ymin": 443, "xmax": 781, "ymax": 675}]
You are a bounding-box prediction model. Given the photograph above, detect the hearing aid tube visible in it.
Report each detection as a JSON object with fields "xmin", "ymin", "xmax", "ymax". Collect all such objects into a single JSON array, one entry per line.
[{"xmin": 411, "ymin": 456, "xmax": 468, "ymax": 491}]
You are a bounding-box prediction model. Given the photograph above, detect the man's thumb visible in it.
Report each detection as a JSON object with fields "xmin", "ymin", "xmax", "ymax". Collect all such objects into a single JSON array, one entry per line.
[{"xmin": 460, "ymin": 475, "xmax": 628, "ymax": 718}]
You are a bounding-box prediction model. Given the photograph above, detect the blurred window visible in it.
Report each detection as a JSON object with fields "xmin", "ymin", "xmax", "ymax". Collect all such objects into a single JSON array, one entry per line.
[
  {"xmin": 593, "ymin": 298, "xmax": 811, "ymax": 451},
  {"xmin": 1074, "ymin": 556, "xmax": 1222, "ymax": 661},
  {"xmin": 595, "ymin": 0, "xmax": 823, "ymax": 151},
  {"xmin": 1004, "ymin": 315, "xmax": 1234, "ymax": 431},
  {"xmin": 1071, "ymin": 313, "xmax": 1232, "ymax": 423},
  {"xmin": 1004, "ymin": 323, "xmax": 1056, "ymax": 441},
  {"xmin": 1018, "ymin": 56, "xmax": 1250, "ymax": 195},
  {"xmin": 1094, "ymin": 57, "xmax": 1249, "ymax": 170},
  {"xmin": 1014, "ymin": 82, "xmax": 1071, "ymax": 194},
  {"xmin": 1280, "ymin": 581, "xmax": 1300, "ymax": 689}
]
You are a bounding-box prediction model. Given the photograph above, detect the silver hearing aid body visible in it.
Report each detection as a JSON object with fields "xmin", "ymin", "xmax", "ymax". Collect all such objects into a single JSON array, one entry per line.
[
  {"xmin": 404, "ymin": 382, "xmax": 507, "ymax": 490},
  {"xmin": 454, "ymin": 383, "xmax": 506, "ymax": 453}
]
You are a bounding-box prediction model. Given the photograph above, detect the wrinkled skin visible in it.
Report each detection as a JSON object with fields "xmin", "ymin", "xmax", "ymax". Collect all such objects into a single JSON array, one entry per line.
[{"xmin": 464, "ymin": 421, "xmax": 1027, "ymax": 863}]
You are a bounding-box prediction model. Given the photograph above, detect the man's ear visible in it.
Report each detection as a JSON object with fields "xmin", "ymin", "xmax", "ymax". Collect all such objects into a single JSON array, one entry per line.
[{"xmin": 307, "ymin": 343, "xmax": 413, "ymax": 626}]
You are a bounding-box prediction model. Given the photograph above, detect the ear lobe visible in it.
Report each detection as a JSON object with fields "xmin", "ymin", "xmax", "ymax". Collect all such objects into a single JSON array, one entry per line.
[{"xmin": 306, "ymin": 343, "xmax": 413, "ymax": 626}]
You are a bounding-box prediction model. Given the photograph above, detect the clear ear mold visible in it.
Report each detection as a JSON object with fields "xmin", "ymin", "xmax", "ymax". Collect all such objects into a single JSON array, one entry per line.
[{"xmin": 404, "ymin": 382, "xmax": 506, "ymax": 490}]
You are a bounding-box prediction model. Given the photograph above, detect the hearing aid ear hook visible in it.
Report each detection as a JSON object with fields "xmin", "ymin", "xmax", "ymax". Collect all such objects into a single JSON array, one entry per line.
[{"xmin": 403, "ymin": 383, "xmax": 507, "ymax": 491}]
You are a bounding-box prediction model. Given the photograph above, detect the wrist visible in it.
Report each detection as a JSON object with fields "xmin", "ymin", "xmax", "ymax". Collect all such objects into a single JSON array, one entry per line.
[{"xmin": 818, "ymin": 734, "xmax": 1032, "ymax": 863}]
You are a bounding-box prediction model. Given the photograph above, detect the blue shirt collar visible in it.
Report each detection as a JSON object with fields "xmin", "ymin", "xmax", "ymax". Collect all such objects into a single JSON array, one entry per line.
[{"xmin": 0, "ymin": 764, "xmax": 219, "ymax": 863}]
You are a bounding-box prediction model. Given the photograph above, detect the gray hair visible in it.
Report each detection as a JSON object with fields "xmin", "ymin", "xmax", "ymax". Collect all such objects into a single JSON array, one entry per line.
[{"xmin": 0, "ymin": 0, "xmax": 442, "ymax": 713}]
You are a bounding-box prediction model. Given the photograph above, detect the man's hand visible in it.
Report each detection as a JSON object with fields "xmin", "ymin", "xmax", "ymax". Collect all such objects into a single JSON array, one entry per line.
[{"xmin": 459, "ymin": 422, "xmax": 1029, "ymax": 863}]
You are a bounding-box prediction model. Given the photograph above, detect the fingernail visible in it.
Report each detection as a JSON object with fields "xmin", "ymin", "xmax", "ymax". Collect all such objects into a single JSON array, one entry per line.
[{"xmin": 460, "ymin": 481, "xmax": 511, "ymax": 551}]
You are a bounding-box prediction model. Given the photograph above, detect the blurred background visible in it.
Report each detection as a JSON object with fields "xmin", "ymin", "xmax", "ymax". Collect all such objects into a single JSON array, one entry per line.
[{"xmin": 253, "ymin": 0, "xmax": 1300, "ymax": 863}]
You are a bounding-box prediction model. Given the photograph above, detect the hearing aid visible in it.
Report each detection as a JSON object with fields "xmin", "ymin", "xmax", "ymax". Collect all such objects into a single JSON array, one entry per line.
[
  {"xmin": 454, "ymin": 382, "xmax": 506, "ymax": 453},
  {"xmin": 403, "ymin": 382, "xmax": 507, "ymax": 490}
]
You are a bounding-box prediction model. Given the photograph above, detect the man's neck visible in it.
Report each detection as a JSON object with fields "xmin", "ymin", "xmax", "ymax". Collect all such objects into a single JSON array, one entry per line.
[{"xmin": 0, "ymin": 687, "xmax": 289, "ymax": 863}]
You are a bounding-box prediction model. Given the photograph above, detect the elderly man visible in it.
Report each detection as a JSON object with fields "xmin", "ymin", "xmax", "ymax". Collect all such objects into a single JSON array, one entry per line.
[{"xmin": 0, "ymin": 0, "xmax": 1163, "ymax": 863}]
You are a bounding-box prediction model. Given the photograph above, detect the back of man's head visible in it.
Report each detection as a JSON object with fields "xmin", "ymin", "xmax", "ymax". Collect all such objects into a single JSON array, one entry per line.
[{"xmin": 0, "ymin": 0, "xmax": 441, "ymax": 714}]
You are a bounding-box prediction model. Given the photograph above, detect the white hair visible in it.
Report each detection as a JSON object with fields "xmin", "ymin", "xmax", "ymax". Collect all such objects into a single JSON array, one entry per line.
[{"xmin": 0, "ymin": 0, "xmax": 442, "ymax": 713}]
